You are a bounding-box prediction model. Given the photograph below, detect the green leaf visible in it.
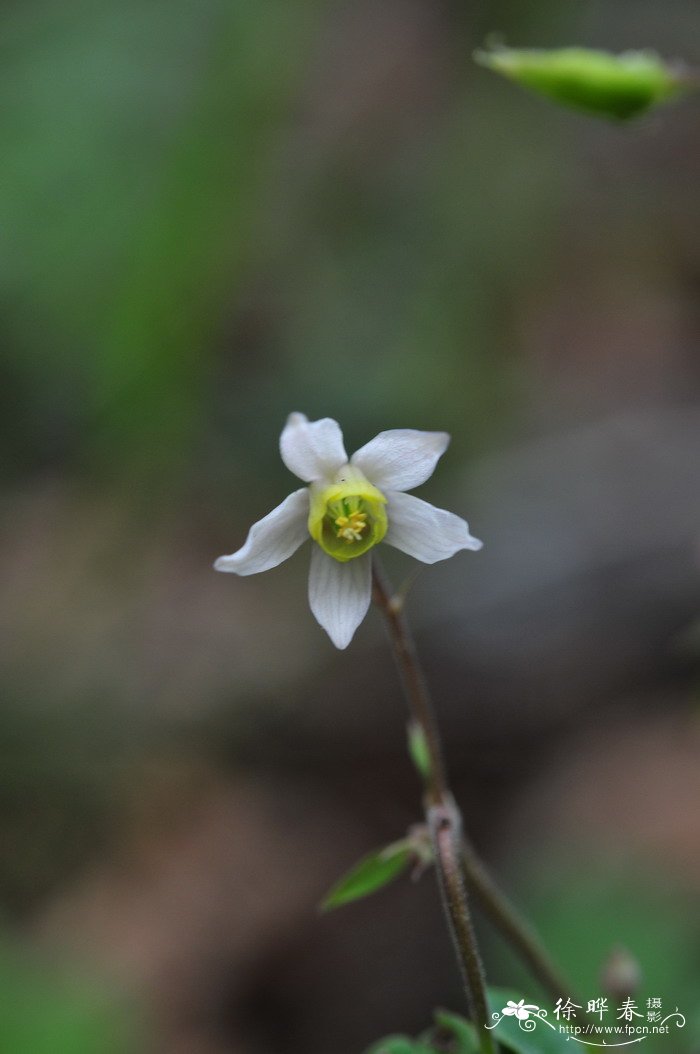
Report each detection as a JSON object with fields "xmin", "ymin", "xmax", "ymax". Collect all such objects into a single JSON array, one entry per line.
[
  {"xmin": 486, "ymin": 988, "xmax": 593, "ymax": 1054},
  {"xmin": 365, "ymin": 1010, "xmax": 479, "ymax": 1054},
  {"xmin": 474, "ymin": 46, "xmax": 689, "ymax": 121},
  {"xmin": 365, "ymin": 997, "xmax": 586, "ymax": 1054},
  {"xmin": 321, "ymin": 841, "xmax": 412, "ymax": 911},
  {"xmin": 430, "ymin": 1010, "xmax": 480, "ymax": 1052},
  {"xmin": 365, "ymin": 1038, "xmax": 434, "ymax": 1054}
]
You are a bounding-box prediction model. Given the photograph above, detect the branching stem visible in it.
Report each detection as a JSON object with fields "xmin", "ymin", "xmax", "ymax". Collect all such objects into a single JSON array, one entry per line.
[
  {"xmin": 372, "ymin": 555, "xmax": 577, "ymax": 1048},
  {"xmin": 460, "ymin": 835, "xmax": 577, "ymax": 1003}
]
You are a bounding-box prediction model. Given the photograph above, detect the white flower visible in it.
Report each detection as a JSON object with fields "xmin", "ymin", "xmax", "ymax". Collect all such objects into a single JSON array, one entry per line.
[{"xmin": 214, "ymin": 413, "xmax": 482, "ymax": 649}]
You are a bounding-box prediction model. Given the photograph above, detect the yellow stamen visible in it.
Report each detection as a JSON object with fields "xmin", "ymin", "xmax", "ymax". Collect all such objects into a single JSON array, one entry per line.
[{"xmin": 334, "ymin": 510, "xmax": 368, "ymax": 543}]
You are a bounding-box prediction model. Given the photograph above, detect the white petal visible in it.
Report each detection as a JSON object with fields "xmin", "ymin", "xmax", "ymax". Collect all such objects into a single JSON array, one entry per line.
[
  {"xmin": 385, "ymin": 490, "xmax": 482, "ymax": 564},
  {"xmin": 351, "ymin": 429, "xmax": 450, "ymax": 492},
  {"xmin": 279, "ymin": 412, "xmax": 348, "ymax": 482},
  {"xmin": 308, "ymin": 546, "xmax": 372, "ymax": 649},
  {"xmin": 214, "ymin": 489, "xmax": 309, "ymax": 575}
]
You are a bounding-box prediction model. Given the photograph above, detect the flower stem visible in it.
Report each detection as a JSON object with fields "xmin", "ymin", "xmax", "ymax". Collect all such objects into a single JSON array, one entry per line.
[
  {"xmin": 371, "ymin": 559, "xmax": 447, "ymax": 806},
  {"xmin": 371, "ymin": 557, "xmax": 495, "ymax": 1054},
  {"xmin": 429, "ymin": 799, "xmax": 497, "ymax": 1054}
]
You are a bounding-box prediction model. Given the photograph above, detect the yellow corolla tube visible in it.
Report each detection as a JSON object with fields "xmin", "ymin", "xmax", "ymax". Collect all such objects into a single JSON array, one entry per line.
[{"xmin": 308, "ymin": 465, "xmax": 388, "ymax": 562}]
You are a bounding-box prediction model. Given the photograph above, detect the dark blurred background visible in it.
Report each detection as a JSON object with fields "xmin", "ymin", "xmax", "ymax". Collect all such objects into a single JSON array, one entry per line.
[{"xmin": 2, "ymin": 1, "xmax": 700, "ymax": 1051}]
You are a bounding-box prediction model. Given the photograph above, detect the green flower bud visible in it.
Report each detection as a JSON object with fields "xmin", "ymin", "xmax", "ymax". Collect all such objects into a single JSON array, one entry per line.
[
  {"xmin": 474, "ymin": 45, "xmax": 688, "ymax": 121},
  {"xmin": 407, "ymin": 721, "xmax": 432, "ymax": 784}
]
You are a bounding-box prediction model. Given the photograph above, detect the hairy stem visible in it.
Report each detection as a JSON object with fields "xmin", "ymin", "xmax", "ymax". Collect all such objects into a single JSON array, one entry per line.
[
  {"xmin": 430, "ymin": 800, "xmax": 496, "ymax": 1054},
  {"xmin": 371, "ymin": 560, "xmax": 447, "ymax": 806},
  {"xmin": 372, "ymin": 557, "xmax": 495, "ymax": 1054}
]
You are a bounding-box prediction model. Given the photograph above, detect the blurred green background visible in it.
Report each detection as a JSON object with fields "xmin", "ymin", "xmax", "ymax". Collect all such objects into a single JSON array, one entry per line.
[{"xmin": 2, "ymin": 1, "xmax": 700, "ymax": 1051}]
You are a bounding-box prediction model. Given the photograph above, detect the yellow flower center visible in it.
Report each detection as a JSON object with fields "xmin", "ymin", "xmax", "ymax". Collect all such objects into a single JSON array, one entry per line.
[{"xmin": 308, "ymin": 467, "xmax": 387, "ymax": 562}]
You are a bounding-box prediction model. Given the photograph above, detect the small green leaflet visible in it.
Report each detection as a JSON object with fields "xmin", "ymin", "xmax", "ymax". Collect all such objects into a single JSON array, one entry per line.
[
  {"xmin": 364, "ymin": 1010, "xmax": 479, "ymax": 1054},
  {"xmin": 321, "ymin": 840, "xmax": 412, "ymax": 911},
  {"xmin": 364, "ymin": 991, "xmax": 594, "ymax": 1054},
  {"xmin": 364, "ymin": 1038, "xmax": 435, "ymax": 1054},
  {"xmin": 486, "ymin": 989, "xmax": 594, "ymax": 1054},
  {"xmin": 432, "ymin": 1010, "xmax": 480, "ymax": 1052},
  {"xmin": 474, "ymin": 46, "xmax": 690, "ymax": 121}
]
